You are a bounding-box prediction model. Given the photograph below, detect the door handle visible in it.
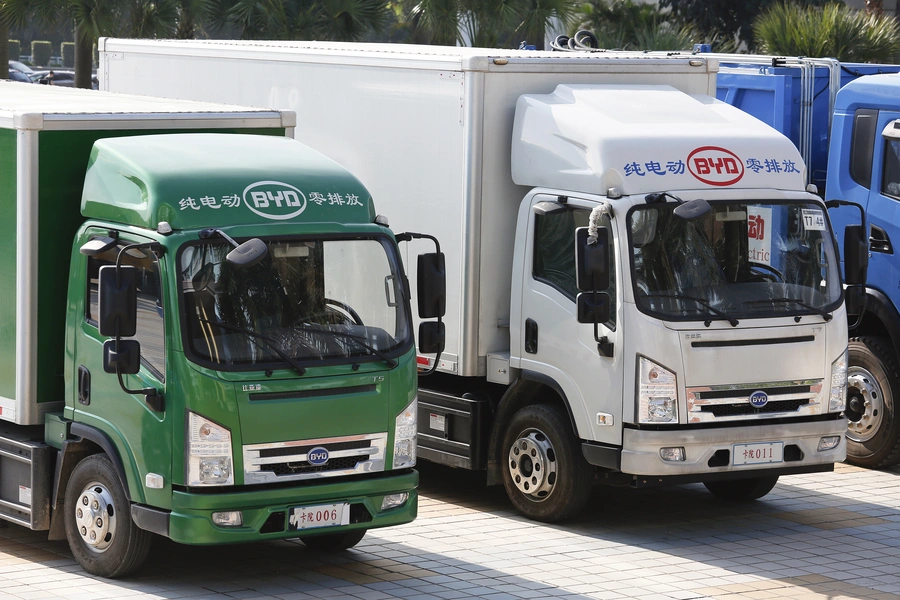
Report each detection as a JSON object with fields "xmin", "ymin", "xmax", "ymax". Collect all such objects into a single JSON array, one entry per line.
[
  {"xmin": 525, "ymin": 318, "xmax": 538, "ymax": 354},
  {"xmin": 77, "ymin": 365, "xmax": 91, "ymax": 406},
  {"xmin": 870, "ymin": 225, "xmax": 893, "ymax": 254}
]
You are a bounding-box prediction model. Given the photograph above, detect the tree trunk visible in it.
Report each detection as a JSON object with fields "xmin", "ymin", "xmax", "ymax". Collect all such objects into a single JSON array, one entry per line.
[
  {"xmin": 866, "ymin": 0, "xmax": 884, "ymax": 15},
  {"xmin": 74, "ymin": 24, "xmax": 93, "ymax": 89},
  {"xmin": 0, "ymin": 22, "xmax": 9, "ymax": 80}
]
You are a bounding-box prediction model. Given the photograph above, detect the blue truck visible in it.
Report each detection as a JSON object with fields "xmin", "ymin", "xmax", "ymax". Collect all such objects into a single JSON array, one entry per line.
[{"xmin": 715, "ymin": 57, "xmax": 900, "ymax": 468}]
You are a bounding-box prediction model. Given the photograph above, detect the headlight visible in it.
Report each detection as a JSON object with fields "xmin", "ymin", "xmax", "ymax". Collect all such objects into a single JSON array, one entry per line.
[
  {"xmin": 393, "ymin": 397, "xmax": 417, "ymax": 469},
  {"xmin": 638, "ymin": 357, "xmax": 678, "ymax": 424},
  {"xmin": 187, "ymin": 412, "xmax": 234, "ymax": 486},
  {"xmin": 830, "ymin": 347, "xmax": 848, "ymax": 412}
]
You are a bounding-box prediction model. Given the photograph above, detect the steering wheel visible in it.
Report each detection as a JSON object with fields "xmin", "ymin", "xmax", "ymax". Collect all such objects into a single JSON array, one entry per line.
[
  {"xmin": 746, "ymin": 263, "xmax": 785, "ymax": 283},
  {"xmin": 293, "ymin": 299, "xmax": 364, "ymax": 327}
]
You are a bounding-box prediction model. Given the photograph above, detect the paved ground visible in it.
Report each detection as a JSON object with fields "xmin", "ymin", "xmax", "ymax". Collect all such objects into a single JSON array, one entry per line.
[{"xmin": 0, "ymin": 461, "xmax": 898, "ymax": 600}]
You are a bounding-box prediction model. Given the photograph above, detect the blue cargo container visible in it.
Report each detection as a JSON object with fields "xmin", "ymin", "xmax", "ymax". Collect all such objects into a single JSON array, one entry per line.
[{"xmin": 717, "ymin": 62, "xmax": 900, "ymax": 193}]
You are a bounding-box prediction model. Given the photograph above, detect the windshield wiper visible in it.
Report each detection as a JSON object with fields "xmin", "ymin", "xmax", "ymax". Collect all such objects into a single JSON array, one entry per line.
[
  {"xmin": 296, "ymin": 324, "xmax": 398, "ymax": 368},
  {"xmin": 642, "ymin": 293, "xmax": 739, "ymax": 327},
  {"xmin": 199, "ymin": 319, "xmax": 307, "ymax": 376},
  {"xmin": 743, "ymin": 298, "xmax": 833, "ymax": 321}
]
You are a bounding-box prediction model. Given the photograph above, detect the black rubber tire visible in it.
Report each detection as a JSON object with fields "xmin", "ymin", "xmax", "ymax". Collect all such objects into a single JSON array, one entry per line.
[
  {"xmin": 500, "ymin": 404, "xmax": 593, "ymax": 522},
  {"xmin": 299, "ymin": 528, "xmax": 366, "ymax": 551},
  {"xmin": 704, "ymin": 476, "xmax": 779, "ymax": 501},
  {"xmin": 64, "ymin": 454, "xmax": 152, "ymax": 578},
  {"xmin": 846, "ymin": 337, "xmax": 900, "ymax": 468}
]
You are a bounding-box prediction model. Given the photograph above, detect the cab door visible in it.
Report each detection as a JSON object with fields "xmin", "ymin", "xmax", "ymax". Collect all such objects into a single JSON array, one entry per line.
[
  {"xmin": 865, "ymin": 114, "xmax": 900, "ymax": 311},
  {"xmin": 70, "ymin": 228, "xmax": 170, "ymax": 504},
  {"xmin": 515, "ymin": 195, "xmax": 623, "ymax": 446}
]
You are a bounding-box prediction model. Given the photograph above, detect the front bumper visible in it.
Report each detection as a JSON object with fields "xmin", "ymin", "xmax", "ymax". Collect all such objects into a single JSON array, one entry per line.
[
  {"xmin": 135, "ymin": 470, "xmax": 417, "ymax": 545},
  {"xmin": 620, "ymin": 417, "xmax": 846, "ymax": 477}
]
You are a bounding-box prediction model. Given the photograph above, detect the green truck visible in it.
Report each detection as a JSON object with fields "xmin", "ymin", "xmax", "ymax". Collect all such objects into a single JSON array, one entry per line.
[{"xmin": 0, "ymin": 85, "xmax": 443, "ymax": 577}]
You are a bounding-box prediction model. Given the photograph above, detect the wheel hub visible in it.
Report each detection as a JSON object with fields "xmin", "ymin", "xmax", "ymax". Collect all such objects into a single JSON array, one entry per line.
[
  {"xmin": 75, "ymin": 482, "xmax": 117, "ymax": 553},
  {"xmin": 847, "ymin": 366, "xmax": 884, "ymax": 443},
  {"xmin": 507, "ymin": 429, "xmax": 557, "ymax": 501}
]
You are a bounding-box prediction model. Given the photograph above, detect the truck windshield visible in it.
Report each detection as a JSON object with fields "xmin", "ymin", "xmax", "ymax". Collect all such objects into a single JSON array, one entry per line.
[
  {"xmin": 179, "ymin": 236, "xmax": 411, "ymax": 370},
  {"xmin": 628, "ymin": 201, "xmax": 842, "ymax": 323}
]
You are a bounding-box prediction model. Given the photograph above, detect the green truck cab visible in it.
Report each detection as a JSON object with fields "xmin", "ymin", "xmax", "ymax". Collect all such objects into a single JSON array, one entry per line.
[{"xmin": 0, "ymin": 86, "xmax": 442, "ymax": 578}]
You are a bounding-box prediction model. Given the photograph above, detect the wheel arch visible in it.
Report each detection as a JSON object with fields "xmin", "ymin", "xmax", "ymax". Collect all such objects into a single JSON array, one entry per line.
[
  {"xmin": 47, "ymin": 424, "xmax": 136, "ymax": 540},
  {"xmin": 485, "ymin": 371, "xmax": 579, "ymax": 486},
  {"xmin": 854, "ymin": 288, "xmax": 900, "ymax": 360}
]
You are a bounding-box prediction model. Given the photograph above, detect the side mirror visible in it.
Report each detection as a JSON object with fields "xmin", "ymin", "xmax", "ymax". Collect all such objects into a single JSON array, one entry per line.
[
  {"xmin": 103, "ymin": 339, "xmax": 141, "ymax": 375},
  {"xmin": 417, "ymin": 252, "xmax": 446, "ymax": 318},
  {"xmin": 226, "ymin": 238, "xmax": 267, "ymax": 268},
  {"xmin": 576, "ymin": 292, "xmax": 610, "ymax": 324},
  {"xmin": 575, "ymin": 227, "xmax": 610, "ymax": 292},
  {"xmin": 418, "ymin": 321, "xmax": 445, "ymax": 354},
  {"xmin": 98, "ymin": 265, "xmax": 138, "ymax": 337},
  {"xmin": 673, "ymin": 198, "xmax": 711, "ymax": 220},
  {"xmin": 844, "ymin": 224, "xmax": 869, "ymax": 285}
]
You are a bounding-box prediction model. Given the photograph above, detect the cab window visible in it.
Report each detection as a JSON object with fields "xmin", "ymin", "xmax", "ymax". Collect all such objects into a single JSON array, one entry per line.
[
  {"xmin": 86, "ymin": 244, "xmax": 166, "ymax": 381},
  {"xmin": 533, "ymin": 207, "xmax": 616, "ymax": 329}
]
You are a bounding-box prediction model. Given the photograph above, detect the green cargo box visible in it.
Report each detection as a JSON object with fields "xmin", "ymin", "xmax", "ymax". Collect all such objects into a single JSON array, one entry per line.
[{"xmin": 0, "ymin": 83, "xmax": 294, "ymax": 425}]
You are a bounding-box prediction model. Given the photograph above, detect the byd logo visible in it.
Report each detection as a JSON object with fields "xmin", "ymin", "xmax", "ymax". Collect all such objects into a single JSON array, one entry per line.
[
  {"xmin": 243, "ymin": 180, "xmax": 307, "ymax": 220},
  {"xmin": 749, "ymin": 390, "xmax": 769, "ymax": 408},
  {"xmin": 307, "ymin": 447, "xmax": 330, "ymax": 466},
  {"xmin": 687, "ymin": 146, "xmax": 744, "ymax": 186}
]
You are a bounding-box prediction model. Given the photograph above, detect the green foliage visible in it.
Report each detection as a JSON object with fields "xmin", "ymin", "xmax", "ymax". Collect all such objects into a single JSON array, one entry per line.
[
  {"xmin": 8, "ymin": 39, "xmax": 19, "ymax": 61},
  {"xmin": 754, "ymin": 2, "xmax": 900, "ymax": 62},
  {"xmin": 228, "ymin": 0, "xmax": 390, "ymax": 41},
  {"xmin": 61, "ymin": 41, "xmax": 74, "ymax": 67},
  {"xmin": 401, "ymin": 0, "xmax": 578, "ymax": 48},
  {"xmin": 574, "ymin": 0, "xmax": 694, "ymax": 51},
  {"xmin": 31, "ymin": 40, "xmax": 52, "ymax": 66},
  {"xmin": 661, "ymin": 0, "xmax": 832, "ymax": 49}
]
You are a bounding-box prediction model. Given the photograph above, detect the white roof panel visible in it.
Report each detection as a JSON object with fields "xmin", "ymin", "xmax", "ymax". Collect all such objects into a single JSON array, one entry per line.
[
  {"xmin": 0, "ymin": 82, "xmax": 289, "ymax": 130},
  {"xmin": 511, "ymin": 84, "xmax": 807, "ymax": 195}
]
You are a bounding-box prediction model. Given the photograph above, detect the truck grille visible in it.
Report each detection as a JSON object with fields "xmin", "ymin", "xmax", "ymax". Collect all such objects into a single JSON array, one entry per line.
[
  {"xmin": 686, "ymin": 380, "xmax": 823, "ymax": 423},
  {"xmin": 243, "ymin": 433, "xmax": 387, "ymax": 484}
]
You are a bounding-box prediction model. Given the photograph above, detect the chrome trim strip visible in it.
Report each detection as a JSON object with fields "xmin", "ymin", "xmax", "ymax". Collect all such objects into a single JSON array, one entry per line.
[
  {"xmin": 248, "ymin": 446, "xmax": 377, "ymax": 466},
  {"xmin": 242, "ymin": 432, "xmax": 387, "ymax": 484},
  {"xmin": 686, "ymin": 380, "xmax": 825, "ymax": 423}
]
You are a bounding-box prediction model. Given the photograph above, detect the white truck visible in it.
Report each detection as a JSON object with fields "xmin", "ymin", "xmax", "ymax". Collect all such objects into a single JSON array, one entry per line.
[{"xmin": 101, "ymin": 41, "xmax": 862, "ymax": 522}]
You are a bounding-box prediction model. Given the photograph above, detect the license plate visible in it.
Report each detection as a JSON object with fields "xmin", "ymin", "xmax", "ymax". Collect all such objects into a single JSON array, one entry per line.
[
  {"xmin": 288, "ymin": 503, "xmax": 350, "ymax": 531},
  {"xmin": 733, "ymin": 442, "xmax": 784, "ymax": 466}
]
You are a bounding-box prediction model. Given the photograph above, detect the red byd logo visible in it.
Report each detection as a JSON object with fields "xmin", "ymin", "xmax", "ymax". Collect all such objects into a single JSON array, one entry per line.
[{"xmin": 687, "ymin": 146, "xmax": 744, "ymax": 186}]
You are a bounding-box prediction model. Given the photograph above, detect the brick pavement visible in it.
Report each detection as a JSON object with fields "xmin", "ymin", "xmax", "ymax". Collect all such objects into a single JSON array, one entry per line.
[{"xmin": 0, "ymin": 462, "xmax": 898, "ymax": 600}]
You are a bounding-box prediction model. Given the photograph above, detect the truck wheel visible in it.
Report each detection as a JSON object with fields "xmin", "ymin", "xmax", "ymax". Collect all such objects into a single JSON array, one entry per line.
[
  {"xmin": 299, "ymin": 529, "xmax": 366, "ymax": 551},
  {"xmin": 704, "ymin": 476, "xmax": 779, "ymax": 501},
  {"xmin": 846, "ymin": 337, "xmax": 900, "ymax": 468},
  {"xmin": 64, "ymin": 454, "xmax": 152, "ymax": 578},
  {"xmin": 501, "ymin": 404, "xmax": 592, "ymax": 522}
]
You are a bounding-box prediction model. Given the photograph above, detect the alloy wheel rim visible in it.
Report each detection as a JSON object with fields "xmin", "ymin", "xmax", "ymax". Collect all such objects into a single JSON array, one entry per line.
[{"xmin": 507, "ymin": 428, "xmax": 558, "ymax": 501}]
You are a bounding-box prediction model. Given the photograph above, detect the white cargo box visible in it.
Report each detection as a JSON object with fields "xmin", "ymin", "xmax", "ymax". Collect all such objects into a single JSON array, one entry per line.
[{"xmin": 101, "ymin": 40, "xmax": 719, "ymax": 377}]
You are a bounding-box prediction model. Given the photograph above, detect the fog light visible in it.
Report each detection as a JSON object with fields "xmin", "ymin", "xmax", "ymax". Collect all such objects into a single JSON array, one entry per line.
[
  {"xmin": 817, "ymin": 436, "xmax": 841, "ymax": 452},
  {"xmin": 212, "ymin": 511, "xmax": 243, "ymax": 527},
  {"xmin": 381, "ymin": 492, "xmax": 409, "ymax": 511},
  {"xmin": 660, "ymin": 447, "xmax": 685, "ymax": 462}
]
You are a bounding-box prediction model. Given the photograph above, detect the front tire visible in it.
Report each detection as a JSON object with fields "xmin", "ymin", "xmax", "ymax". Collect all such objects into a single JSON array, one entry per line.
[
  {"xmin": 704, "ymin": 476, "xmax": 779, "ymax": 501},
  {"xmin": 300, "ymin": 529, "xmax": 366, "ymax": 551},
  {"xmin": 64, "ymin": 454, "xmax": 152, "ymax": 578},
  {"xmin": 846, "ymin": 337, "xmax": 900, "ymax": 468},
  {"xmin": 501, "ymin": 404, "xmax": 592, "ymax": 522}
]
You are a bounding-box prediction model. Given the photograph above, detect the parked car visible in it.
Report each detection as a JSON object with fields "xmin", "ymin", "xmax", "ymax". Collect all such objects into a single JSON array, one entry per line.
[
  {"xmin": 9, "ymin": 60, "xmax": 34, "ymax": 75},
  {"xmin": 8, "ymin": 69, "xmax": 34, "ymax": 83},
  {"xmin": 33, "ymin": 70, "xmax": 75, "ymax": 86},
  {"xmin": 32, "ymin": 70, "xmax": 98, "ymax": 89}
]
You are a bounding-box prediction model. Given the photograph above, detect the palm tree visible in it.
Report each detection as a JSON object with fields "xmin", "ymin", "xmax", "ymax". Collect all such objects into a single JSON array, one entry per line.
[
  {"xmin": 227, "ymin": 0, "xmax": 389, "ymax": 41},
  {"xmin": 754, "ymin": 2, "xmax": 900, "ymax": 63},
  {"xmin": 513, "ymin": 0, "xmax": 577, "ymax": 50}
]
